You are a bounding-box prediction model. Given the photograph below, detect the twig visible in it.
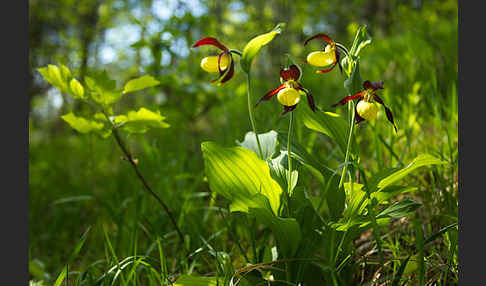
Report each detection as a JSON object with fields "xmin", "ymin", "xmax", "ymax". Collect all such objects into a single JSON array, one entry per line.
[{"xmin": 111, "ymin": 127, "xmax": 185, "ymax": 243}]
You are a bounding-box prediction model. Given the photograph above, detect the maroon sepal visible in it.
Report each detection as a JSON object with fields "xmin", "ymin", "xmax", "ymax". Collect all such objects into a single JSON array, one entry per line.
[
  {"xmin": 297, "ymin": 86, "xmax": 315, "ymax": 112},
  {"xmin": 355, "ymin": 98, "xmax": 366, "ymax": 124},
  {"xmin": 373, "ymin": 94, "xmax": 397, "ymax": 132},
  {"xmin": 304, "ymin": 33, "xmax": 333, "ymax": 46},
  {"xmin": 363, "ymin": 80, "xmax": 384, "ymax": 91},
  {"xmin": 255, "ymin": 84, "xmax": 286, "ymax": 107},
  {"xmin": 280, "ymin": 65, "xmax": 301, "ymax": 81},
  {"xmin": 281, "ymin": 104, "xmax": 297, "ymax": 116},
  {"xmin": 331, "ymin": 91, "xmax": 365, "ymax": 107},
  {"xmin": 192, "ymin": 37, "xmax": 228, "ymax": 51}
]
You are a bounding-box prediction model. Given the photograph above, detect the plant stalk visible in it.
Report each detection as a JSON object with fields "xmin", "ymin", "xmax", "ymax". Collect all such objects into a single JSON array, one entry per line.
[
  {"xmin": 246, "ymin": 72, "xmax": 264, "ymax": 159},
  {"xmin": 287, "ymin": 111, "xmax": 294, "ymax": 211},
  {"xmin": 339, "ymin": 100, "xmax": 356, "ymax": 189}
]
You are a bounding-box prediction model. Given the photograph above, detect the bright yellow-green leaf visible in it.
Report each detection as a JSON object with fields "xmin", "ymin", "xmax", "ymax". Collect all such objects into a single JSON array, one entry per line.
[
  {"xmin": 201, "ymin": 141, "xmax": 282, "ymax": 214},
  {"xmin": 377, "ymin": 154, "xmax": 446, "ymax": 190},
  {"xmin": 241, "ymin": 23, "xmax": 285, "ymax": 73},
  {"xmin": 37, "ymin": 64, "xmax": 70, "ymax": 93},
  {"xmin": 61, "ymin": 113, "xmax": 105, "ymax": 134},
  {"xmin": 60, "ymin": 64, "xmax": 71, "ymax": 80},
  {"xmin": 174, "ymin": 275, "xmax": 221, "ymax": 286},
  {"xmin": 85, "ymin": 75, "xmax": 122, "ymax": 107},
  {"xmin": 123, "ymin": 75, "xmax": 160, "ymax": 94},
  {"xmin": 114, "ymin": 107, "xmax": 169, "ymax": 134},
  {"xmin": 69, "ymin": 78, "xmax": 85, "ymax": 99},
  {"xmin": 296, "ymin": 105, "xmax": 353, "ymax": 157}
]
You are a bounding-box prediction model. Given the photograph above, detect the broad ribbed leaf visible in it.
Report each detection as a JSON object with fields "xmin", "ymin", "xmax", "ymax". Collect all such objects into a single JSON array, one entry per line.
[
  {"xmin": 296, "ymin": 106, "xmax": 352, "ymax": 156},
  {"xmin": 241, "ymin": 23, "xmax": 285, "ymax": 73},
  {"xmin": 237, "ymin": 130, "xmax": 277, "ymax": 160},
  {"xmin": 250, "ymin": 204, "xmax": 301, "ymax": 257},
  {"xmin": 123, "ymin": 75, "xmax": 160, "ymax": 94},
  {"xmin": 201, "ymin": 142, "xmax": 282, "ymax": 214},
  {"xmin": 114, "ymin": 107, "xmax": 169, "ymax": 134},
  {"xmin": 343, "ymin": 183, "xmax": 418, "ymax": 220},
  {"xmin": 377, "ymin": 154, "xmax": 446, "ymax": 190},
  {"xmin": 278, "ymin": 131, "xmax": 333, "ymax": 184}
]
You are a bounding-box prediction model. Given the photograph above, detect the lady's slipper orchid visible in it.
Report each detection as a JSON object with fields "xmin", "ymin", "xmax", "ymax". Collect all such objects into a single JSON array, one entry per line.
[
  {"xmin": 304, "ymin": 33, "xmax": 343, "ymax": 73},
  {"xmin": 192, "ymin": 37, "xmax": 235, "ymax": 85},
  {"xmin": 255, "ymin": 64, "xmax": 316, "ymax": 115},
  {"xmin": 332, "ymin": 80, "xmax": 397, "ymax": 132}
]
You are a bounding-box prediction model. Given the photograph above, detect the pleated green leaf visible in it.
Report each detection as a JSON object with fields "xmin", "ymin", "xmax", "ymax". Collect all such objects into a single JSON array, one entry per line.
[
  {"xmin": 201, "ymin": 142, "xmax": 282, "ymax": 215},
  {"xmin": 250, "ymin": 205, "xmax": 301, "ymax": 257},
  {"xmin": 296, "ymin": 106, "xmax": 353, "ymax": 156}
]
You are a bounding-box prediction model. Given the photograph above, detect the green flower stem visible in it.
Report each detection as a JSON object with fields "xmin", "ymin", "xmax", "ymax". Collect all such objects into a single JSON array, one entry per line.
[
  {"xmin": 339, "ymin": 100, "xmax": 356, "ymax": 189},
  {"xmin": 246, "ymin": 72, "xmax": 264, "ymax": 159},
  {"xmin": 287, "ymin": 111, "xmax": 294, "ymax": 210},
  {"xmin": 101, "ymin": 110, "xmax": 185, "ymax": 244}
]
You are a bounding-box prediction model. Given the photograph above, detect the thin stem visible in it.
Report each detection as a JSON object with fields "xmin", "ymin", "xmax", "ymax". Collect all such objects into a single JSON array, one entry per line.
[
  {"xmin": 246, "ymin": 72, "xmax": 264, "ymax": 159},
  {"xmin": 287, "ymin": 112, "xmax": 294, "ymax": 211},
  {"xmin": 110, "ymin": 128, "xmax": 185, "ymax": 243},
  {"xmin": 102, "ymin": 110, "xmax": 184, "ymax": 244},
  {"xmin": 339, "ymin": 100, "xmax": 356, "ymax": 189}
]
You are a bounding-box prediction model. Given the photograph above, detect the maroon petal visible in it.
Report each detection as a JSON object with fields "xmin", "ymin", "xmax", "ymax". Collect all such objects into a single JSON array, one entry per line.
[
  {"xmin": 211, "ymin": 54, "xmax": 234, "ymax": 85},
  {"xmin": 281, "ymin": 104, "xmax": 297, "ymax": 116},
  {"xmin": 304, "ymin": 33, "xmax": 334, "ymax": 46},
  {"xmin": 280, "ymin": 65, "xmax": 301, "ymax": 81},
  {"xmin": 218, "ymin": 56, "xmax": 235, "ymax": 85},
  {"xmin": 296, "ymin": 86, "xmax": 315, "ymax": 112},
  {"xmin": 255, "ymin": 84, "xmax": 286, "ymax": 107},
  {"xmin": 217, "ymin": 52, "xmax": 228, "ymax": 74},
  {"xmin": 363, "ymin": 80, "xmax": 384, "ymax": 91},
  {"xmin": 331, "ymin": 91, "xmax": 365, "ymax": 107},
  {"xmin": 192, "ymin": 37, "xmax": 228, "ymax": 51},
  {"xmin": 316, "ymin": 61, "xmax": 337, "ymax": 74},
  {"xmin": 373, "ymin": 94, "xmax": 397, "ymax": 132}
]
